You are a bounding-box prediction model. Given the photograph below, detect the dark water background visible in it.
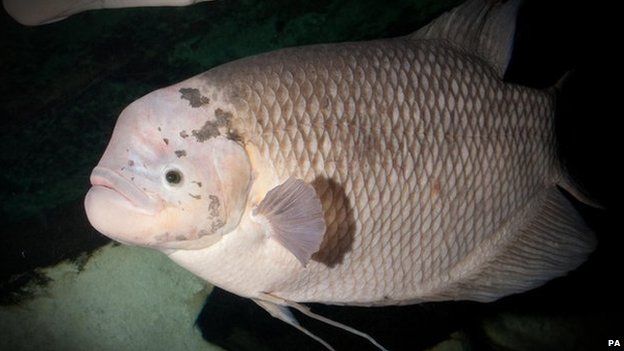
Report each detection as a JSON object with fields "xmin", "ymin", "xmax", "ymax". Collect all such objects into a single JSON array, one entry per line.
[{"xmin": 0, "ymin": 0, "xmax": 619, "ymax": 350}]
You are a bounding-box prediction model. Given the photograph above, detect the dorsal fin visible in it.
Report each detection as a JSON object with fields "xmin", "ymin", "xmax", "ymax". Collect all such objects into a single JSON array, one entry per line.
[{"xmin": 410, "ymin": 0, "xmax": 522, "ymax": 78}]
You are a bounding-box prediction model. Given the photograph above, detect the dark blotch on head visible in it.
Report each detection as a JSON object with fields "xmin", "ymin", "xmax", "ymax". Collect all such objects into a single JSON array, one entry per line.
[
  {"xmin": 217, "ymin": 109, "xmax": 243, "ymax": 143},
  {"xmin": 192, "ymin": 181, "xmax": 203, "ymax": 187},
  {"xmin": 214, "ymin": 108, "xmax": 233, "ymax": 124},
  {"xmin": 179, "ymin": 88, "xmax": 210, "ymax": 108},
  {"xmin": 192, "ymin": 121, "xmax": 221, "ymax": 142},
  {"xmin": 180, "ymin": 130, "xmax": 189, "ymax": 138},
  {"xmin": 163, "ymin": 138, "xmax": 169, "ymax": 145},
  {"xmin": 209, "ymin": 219, "xmax": 225, "ymax": 234},
  {"xmin": 175, "ymin": 150, "xmax": 187, "ymax": 158},
  {"xmin": 189, "ymin": 193, "xmax": 201, "ymax": 200},
  {"xmin": 210, "ymin": 218, "xmax": 225, "ymax": 234},
  {"xmin": 208, "ymin": 195, "xmax": 220, "ymax": 218},
  {"xmin": 191, "ymin": 108, "xmax": 242, "ymax": 143}
]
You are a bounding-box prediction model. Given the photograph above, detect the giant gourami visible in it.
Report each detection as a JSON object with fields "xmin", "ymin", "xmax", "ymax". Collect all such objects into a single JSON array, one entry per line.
[{"xmin": 84, "ymin": 0, "xmax": 596, "ymax": 348}]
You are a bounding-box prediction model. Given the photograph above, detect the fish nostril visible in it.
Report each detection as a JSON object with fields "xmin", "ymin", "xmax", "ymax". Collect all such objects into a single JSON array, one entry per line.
[{"xmin": 124, "ymin": 150, "xmax": 158, "ymax": 181}]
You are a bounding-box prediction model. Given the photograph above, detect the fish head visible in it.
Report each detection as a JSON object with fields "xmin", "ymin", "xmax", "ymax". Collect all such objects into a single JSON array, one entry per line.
[{"xmin": 85, "ymin": 84, "xmax": 252, "ymax": 250}]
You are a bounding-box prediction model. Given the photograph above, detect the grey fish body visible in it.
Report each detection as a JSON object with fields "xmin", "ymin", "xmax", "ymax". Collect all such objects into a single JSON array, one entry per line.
[
  {"xmin": 85, "ymin": 1, "xmax": 596, "ymax": 347},
  {"xmin": 192, "ymin": 36, "xmax": 583, "ymax": 305}
]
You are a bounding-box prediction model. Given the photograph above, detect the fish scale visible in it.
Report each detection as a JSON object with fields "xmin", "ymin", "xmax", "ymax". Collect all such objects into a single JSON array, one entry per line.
[{"xmin": 199, "ymin": 37, "xmax": 555, "ymax": 303}]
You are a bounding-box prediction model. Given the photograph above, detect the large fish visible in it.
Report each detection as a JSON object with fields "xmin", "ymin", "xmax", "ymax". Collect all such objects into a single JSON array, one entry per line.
[{"xmin": 84, "ymin": 0, "xmax": 596, "ymax": 349}]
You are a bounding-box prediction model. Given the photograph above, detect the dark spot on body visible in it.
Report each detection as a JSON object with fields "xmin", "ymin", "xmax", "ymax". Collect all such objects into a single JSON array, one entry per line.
[
  {"xmin": 155, "ymin": 233, "xmax": 170, "ymax": 242},
  {"xmin": 189, "ymin": 193, "xmax": 201, "ymax": 200},
  {"xmin": 163, "ymin": 138, "xmax": 169, "ymax": 145},
  {"xmin": 214, "ymin": 108, "xmax": 233, "ymax": 123},
  {"xmin": 128, "ymin": 160, "xmax": 134, "ymax": 166},
  {"xmin": 208, "ymin": 195, "xmax": 220, "ymax": 218},
  {"xmin": 209, "ymin": 219, "xmax": 225, "ymax": 234},
  {"xmin": 157, "ymin": 126, "xmax": 162, "ymax": 132},
  {"xmin": 131, "ymin": 177, "xmax": 134, "ymax": 181},
  {"xmin": 179, "ymin": 88, "xmax": 210, "ymax": 108},
  {"xmin": 192, "ymin": 181, "xmax": 202, "ymax": 187},
  {"xmin": 431, "ymin": 179, "xmax": 441, "ymax": 198},
  {"xmin": 311, "ymin": 177, "xmax": 355, "ymax": 268},
  {"xmin": 180, "ymin": 130, "xmax": 189, "ymax": 138},
  {"xmin": 176, "ymin": 235, "xmax": 187, "ymax": 241},
  {"xmin": 175, "ymin": 150, "xmax": 187, "ymax": 158},
  {"xmin": 198, "ymin": 229, "xmax": 209, "ymax": 237}
]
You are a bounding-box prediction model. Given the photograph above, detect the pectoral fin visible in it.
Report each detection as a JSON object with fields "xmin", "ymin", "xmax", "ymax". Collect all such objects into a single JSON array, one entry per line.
[{"xmin": 251, "ymin": 178, "xmax": 326, "ymax": 266}]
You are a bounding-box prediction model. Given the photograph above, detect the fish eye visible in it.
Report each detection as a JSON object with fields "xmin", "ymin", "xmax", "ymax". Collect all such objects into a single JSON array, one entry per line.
[{"xmin": 165, "ymin": 169, "xmax": 183, "ymax": 185}]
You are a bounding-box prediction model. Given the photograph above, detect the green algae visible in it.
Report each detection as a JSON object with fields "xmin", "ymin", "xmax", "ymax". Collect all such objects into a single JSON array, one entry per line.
[{"xmin": 0, "ymin": 244, "xmax": 218, "ymax": 351}]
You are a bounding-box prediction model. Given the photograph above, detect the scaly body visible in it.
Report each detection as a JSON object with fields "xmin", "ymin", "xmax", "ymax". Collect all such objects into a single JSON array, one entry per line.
[
  {"xmin": 85, "ymin": 1, "xmax": 595, "ymax": 348},
  {"xmin": 168, "ymin": 37, "xmax": 557, "ymax": 304}
]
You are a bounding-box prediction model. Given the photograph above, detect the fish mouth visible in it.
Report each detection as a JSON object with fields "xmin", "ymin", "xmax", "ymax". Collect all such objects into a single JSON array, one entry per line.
[{"xmin": 90, "ymin": 167, "xmax": 162, "ymax": 215}]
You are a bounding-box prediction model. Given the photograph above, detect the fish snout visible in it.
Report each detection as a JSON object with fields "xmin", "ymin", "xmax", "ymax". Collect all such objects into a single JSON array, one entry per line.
[{"xmin": 89, "ymin": 166, "xmax": 163, "ymax": 215}]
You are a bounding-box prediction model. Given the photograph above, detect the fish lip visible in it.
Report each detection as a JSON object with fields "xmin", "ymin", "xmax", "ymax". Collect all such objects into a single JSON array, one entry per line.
[{"xmin": 90, "ymin": 166, "xmax": 163, "ymax": 215}]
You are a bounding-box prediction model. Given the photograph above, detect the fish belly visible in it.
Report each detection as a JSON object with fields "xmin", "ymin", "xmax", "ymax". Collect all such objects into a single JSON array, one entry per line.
[{"xmin": 209, "ymin": 37, "xmax": 555, "ymax": 304}]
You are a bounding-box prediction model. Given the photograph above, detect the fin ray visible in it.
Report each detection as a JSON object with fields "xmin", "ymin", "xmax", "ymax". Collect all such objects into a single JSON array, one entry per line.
[
  {"xmin": 258, "ymin": 293, "xmax": 388, "ymax": 351},
  {"xmin": 254, "ymin": 299, "xmax": 335, "ymax": 351},
  {"xmin": 424, "ymin": 187, "xmax": 596, "ymax": 302},
  {"xmin": 557, "ymin": 170, "xmax": 603, "ymax": 209},
  {"xmin": 252, "ymin": 178, "xmax": 326, "ymax": 266}
]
